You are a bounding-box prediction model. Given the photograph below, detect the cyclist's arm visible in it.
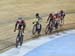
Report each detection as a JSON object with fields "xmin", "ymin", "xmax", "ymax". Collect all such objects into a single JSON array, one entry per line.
[
  {"xmin": 40, "ymin": 24, "xmax": 42, "ymax": 30},
  {"xmin": 63, "ymin": 13, "xmax": 66, "ymax": 17},
  {"xmin": 14, "ymin": 21, "xmax": 18, "ymax": 32},
  {"xmin": 23, "ymin": 21, "xmax": 26, "ymax": 32},
  {"xmin": 47, "ymin": 16, "xmax": 50, "ymax": 22}
]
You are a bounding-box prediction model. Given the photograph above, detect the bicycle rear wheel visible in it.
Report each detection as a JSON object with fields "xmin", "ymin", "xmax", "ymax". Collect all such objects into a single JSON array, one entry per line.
[
  {"xmin": 16, "ymin": 36, "xmax": 19, "ymax": 48},
  {"xmin": 32, "ymin": 25, "xmax": 36, "ymax": 35}
]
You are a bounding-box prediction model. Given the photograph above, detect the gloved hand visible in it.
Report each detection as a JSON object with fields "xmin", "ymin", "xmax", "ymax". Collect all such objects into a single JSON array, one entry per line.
[{"xmin": 14, "ymin": 29, "xmax": 16, "ymax": 32}]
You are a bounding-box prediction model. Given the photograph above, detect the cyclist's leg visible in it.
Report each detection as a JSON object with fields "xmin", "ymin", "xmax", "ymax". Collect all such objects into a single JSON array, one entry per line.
[
  {"xmin": 49, "ymin": 26, "xmax": 53, "ymax": 33},
  {"xmin": 37, "ymin": 29, "xmax": 41, "ymax": 36},
  {"xmin": 45, "ymin": 25, "xmax": 49, "ymax": 34},
  {"xmin": 18, "ymin": 30, "xmax": 23, "ymax": 46},
  {"xmin": 62, "ymin": 17, "xmax": 64, "ymax": 24},
  {"xmin": 50, "ymin": 22, "xmax": 54, "ymax": 33},
  {"xmin": 16, "ymin": 25, "xmax": 22, "ymax": 48},
  {"xmin": 55, "ymin": 21, "xmax": 59, "ymax": 33},
  {"xmin": 60, "ymin": 18, "xmax": 63, "ymax": 26},
  {"xmin": 45, "ymin": 26, "xmax": 47, "ymax": 34},
  {"xmin": 55, "ymin": 22, "xmax": 59, "ymax": 29}
]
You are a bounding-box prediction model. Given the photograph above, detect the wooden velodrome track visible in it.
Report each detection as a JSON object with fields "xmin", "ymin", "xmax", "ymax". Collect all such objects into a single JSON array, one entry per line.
[{"xmin": 0, "ymin": 0, "xmax": 75, "ymax": 53}]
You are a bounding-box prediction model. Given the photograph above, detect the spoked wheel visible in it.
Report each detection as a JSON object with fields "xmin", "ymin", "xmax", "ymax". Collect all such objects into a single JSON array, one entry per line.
[
  {"xmin": 45, "ymin": 24, "xmax": 53, "ymax": 34},
  {"xmin": 16, "ymin": 37, "xmax": 19, "ymax": 48},
  {"xmin": 45, "ymin": 26, "xmax": 49, "ymax": 34},
  {"xmin": 32, "ymin": 25, "xmax": 36, "ymax": 35}
]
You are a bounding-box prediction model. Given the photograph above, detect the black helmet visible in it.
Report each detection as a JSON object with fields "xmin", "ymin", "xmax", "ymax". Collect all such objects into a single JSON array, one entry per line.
[
  {"xmin": 60, "ymin": 10, "xmax": 63, "ymax": 13},
  {"xmin": 36, "ymin": 13, "xmax": 39, "ymax": 16},
  {"xmin": 49, "ymin": 13, "xmax": 52, "ymax": 16}
]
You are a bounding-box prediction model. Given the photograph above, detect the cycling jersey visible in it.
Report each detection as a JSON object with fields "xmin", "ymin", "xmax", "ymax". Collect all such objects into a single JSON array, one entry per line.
[
  {"xmin": 16, "ymin": 20, "xmax": 25, "ymax": 25},
  {"xmin": 15, "ymin": 19, "xmax": 25, "ymax": 30}
]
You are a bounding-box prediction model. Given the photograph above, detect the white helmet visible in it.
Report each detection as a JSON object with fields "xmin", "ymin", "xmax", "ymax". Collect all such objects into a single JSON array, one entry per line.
[{"xmin": 18, "ymin": 17, "xmax": 22, "ymax": 20}]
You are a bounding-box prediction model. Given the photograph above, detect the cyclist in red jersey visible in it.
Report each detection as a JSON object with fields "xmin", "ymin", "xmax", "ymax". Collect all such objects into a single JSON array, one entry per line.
[
  {"xmin": 14, "ymin": 17, "xmax": 26, "ymax": 47},
  {"xmin": 53, "ymin": 12, "xmax": 60, "ymax": 30},
  {"xmin": 14, "ymin": 17, "xmax": 26, "ymax": 33}
]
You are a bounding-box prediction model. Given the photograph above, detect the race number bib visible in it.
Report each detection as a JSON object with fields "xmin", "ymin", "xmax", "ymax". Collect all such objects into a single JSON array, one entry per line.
[{"xmin": 37, "ymin": 24, "xmax": 40, "ymax": 29}]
